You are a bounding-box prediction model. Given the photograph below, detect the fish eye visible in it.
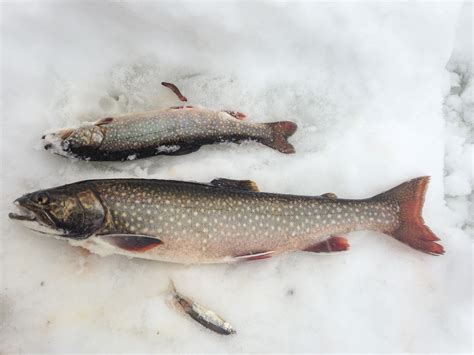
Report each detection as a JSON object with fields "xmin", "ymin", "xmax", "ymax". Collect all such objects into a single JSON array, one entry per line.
[{"xmin": 35, "ymin": 192, "xmax": 49, "ymax": 205}]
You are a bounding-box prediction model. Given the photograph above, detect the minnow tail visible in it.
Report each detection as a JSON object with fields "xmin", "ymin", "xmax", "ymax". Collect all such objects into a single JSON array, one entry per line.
[
  {"xmin": 168, "ymin": 278, "xmax": 177, "ymax": 294},
  {"xmin": 262, "ymin": 121, "xmax": 297, "ymax": 154},
  {"xmin": 375, "ymin": 176, "xmax": 444, "ymax": 255}
]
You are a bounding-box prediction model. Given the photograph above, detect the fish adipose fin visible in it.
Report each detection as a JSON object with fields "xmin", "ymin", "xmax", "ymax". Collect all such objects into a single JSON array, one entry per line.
[
  {"xmin": 304, "ymin": 236, "xmax": 350, "ymax": 253},
  {"xmin": 262, "ymin": 121, "xmax": 297, "ymax": 154},
  {"xmin": 210, "ymin": 178, "xmax": 259, "ymax": 192},
  {"xmin": 101, "ymin": 234, "xmax": 163, "ymax": 252},
  {"xmin": 374, "ymin": 176, "xmax": 444, "ymax": 255}
]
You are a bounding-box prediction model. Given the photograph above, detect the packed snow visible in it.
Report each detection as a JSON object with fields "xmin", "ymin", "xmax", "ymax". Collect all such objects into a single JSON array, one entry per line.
[{"xmin": 1, "ymin": 2, "xmax": 471, "ymax": 353}]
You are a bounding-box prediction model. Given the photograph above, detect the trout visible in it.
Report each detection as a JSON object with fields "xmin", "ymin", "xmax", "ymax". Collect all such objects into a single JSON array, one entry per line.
[
  {"xmin": 42, "ymin": 82, "xmax": 297, "ymax": 161},
  {"xmin": 8, "ymin": 176, "xmax": 444, "ymax": 263}
]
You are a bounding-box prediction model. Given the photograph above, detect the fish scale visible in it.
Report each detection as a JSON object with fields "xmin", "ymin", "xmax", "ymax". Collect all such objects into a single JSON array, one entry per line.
[
  {"xmin": 93, "ymin": 180, "xmax": 399, "ymax": 262},
  {"xmin": 101, "ymin": 109, "xmax": 273, "ymax": 150}
]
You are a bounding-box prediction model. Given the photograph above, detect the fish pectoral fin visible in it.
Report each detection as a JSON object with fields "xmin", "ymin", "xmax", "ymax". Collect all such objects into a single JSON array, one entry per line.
[
  {"xmin": 210, "ymin": 178, "xmax": 259, "ymax": 192},
  {"xmin": 303, "ymin": 236, "xmax": 349, "ymax": 253},
  {"xmin": 321, "ymin": 192, "xmax": 337, "ymax": 199},
  {"xmin": 100, "ymin": 234, "xmax": 163, "ymax": 252},
  {"xmin": 234, "ymin": 250, "xmax": 274, "ymax": 261},
  {"xmin": 94, "ymin": 117, "xmax": 114, "ymax": 126}
]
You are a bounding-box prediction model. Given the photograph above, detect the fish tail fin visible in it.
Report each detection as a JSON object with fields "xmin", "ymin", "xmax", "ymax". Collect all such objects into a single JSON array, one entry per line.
[
  {"xmin": 262, "ymin": 121, "xmax": 297, "ymax": 154},
  {"xmin": 374, "ymin": 176, "xmax": 444, "ymax": 255},
  {"xmin": 168, "ymin": 278, "xmax": 177, "ymax": 294}
]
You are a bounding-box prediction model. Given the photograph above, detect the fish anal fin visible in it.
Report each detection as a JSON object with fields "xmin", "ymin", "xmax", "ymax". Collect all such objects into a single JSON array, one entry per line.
[
  {"xmin": 210, "ymin": 178, "xmax": 259, "ymax": 192},
  {"xmin": 235, "ymin": 250, "xmax": 274, "ymax": 261},
  {"xmin": 101, "ymin": 234, "xmax": 163, "ymax": 252},
  {"xmin": 95, "ymin": 117, "xmax": 114, "ymax": 126},
  {"xmin": 304, "ymin": 236, "xmax": 349, "ymax": 253}
]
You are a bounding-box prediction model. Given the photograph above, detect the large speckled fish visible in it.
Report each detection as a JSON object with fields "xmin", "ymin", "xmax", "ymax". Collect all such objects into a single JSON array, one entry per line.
[
  {"xmin": 8, "ymin": 176, "xmax": 444, "ymax": 263},
  {"xmin": 42, "ymin": 83, "xmax": 297, "ymax": 161}
]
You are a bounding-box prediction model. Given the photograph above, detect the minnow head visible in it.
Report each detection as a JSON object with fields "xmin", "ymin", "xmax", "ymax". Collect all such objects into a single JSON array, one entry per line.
[
  {"xmin": 9, "ymin": 183, "xmax": 106, "ymax": 239},
  {"xmin": 42, "ymin": 124, "xmax": 104, "ymax": 158}
]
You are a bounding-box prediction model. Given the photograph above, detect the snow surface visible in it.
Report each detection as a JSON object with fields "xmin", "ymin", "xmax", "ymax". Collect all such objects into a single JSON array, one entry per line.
[{"xmin": 1, "ymin": 2, "xmax": 472, "ymax": 353}]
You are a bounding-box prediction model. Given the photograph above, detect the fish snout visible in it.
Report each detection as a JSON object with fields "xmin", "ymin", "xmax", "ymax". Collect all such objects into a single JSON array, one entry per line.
[
  {"xmin": 42, "ymin": 132, "xmax": 71, "ymax": 155},
  {"xmin": 14, "ymin": 195, "xmax": 30, "ymax": 207}
]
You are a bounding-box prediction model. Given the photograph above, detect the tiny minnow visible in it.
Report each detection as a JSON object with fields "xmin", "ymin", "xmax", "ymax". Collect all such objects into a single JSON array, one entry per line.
[
  {"xmin": 8, "ymin": 176, "xmax": 444, "ymax": 263},
  {"xmin": 42, "ymin": 82, "xmax": 297, "ymax": 161},
  {"xmin": 168, "ymin": 279, "xmax": 235, "ymax": 335}
]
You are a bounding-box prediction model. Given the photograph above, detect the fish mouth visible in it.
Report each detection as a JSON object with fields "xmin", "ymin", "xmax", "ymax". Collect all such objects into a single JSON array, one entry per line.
[
  {"xmin": 42, "ymin": 131, "xmax": 74, "ymax": 157},
  {"xmin": 8, "ymin": 210, "xmax": 37, "ymax": 222},
  {"xmin": 9, "ymin": 200, "xmax": 64, "ymax": 236},
  {"xmin": 9, "ymin": 201, "xmax": 39, "ymax": 221}
]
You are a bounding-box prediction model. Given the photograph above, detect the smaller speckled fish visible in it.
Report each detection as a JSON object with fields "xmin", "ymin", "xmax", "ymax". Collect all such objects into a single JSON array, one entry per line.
[
  {"xmin": 168, "ymin": 279, "xmax": 236, "ymax": 335},
  {"xmin": 42, "ymin": 82, "xmax": 297, "ymax": 161}
]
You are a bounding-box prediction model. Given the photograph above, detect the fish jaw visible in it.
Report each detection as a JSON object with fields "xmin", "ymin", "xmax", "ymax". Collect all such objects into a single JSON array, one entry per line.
[
  {"xmin": 9, "ymin": 203, "xmax": 66, "ymax": 237},
  {"xmin": 42, "ymin": 131, "xmax": 78, "ymax": 159}
]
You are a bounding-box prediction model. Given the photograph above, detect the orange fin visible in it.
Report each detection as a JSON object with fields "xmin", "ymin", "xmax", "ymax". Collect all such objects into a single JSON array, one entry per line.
[
  {"xmin": 235, "ymin": 250, "xmax": 274, "ymax": 261},
  {"xmin": 262, "ymin": 121, "xmax": 297, "ymax": 154},
  {"xmin": 222, "ymin": 110, "xmax": 247, "ymax": 120},
  {"xmin": 374, "ymin": 176, "xmax": 444, "ymax": 255},
  {"xmin": 102, "ymin": 234, "xmax": 163, "ymax": 252},
  {"xmin": 161, "ymin": 82, "xmax": 187, "ymax": 102},
  {"xmin": 303, "ymin": 236, "xmax": 350, "ymax": 253}
]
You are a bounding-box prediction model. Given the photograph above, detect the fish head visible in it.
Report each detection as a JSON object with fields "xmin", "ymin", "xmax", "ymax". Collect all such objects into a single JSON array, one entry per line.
[
  {"xmin": 9, "ymin": 184, "xmax": 106, "ymax": 239},
  {"xmin": 42, "ymin": 125, "xmax": 104, "ymax": 158}
]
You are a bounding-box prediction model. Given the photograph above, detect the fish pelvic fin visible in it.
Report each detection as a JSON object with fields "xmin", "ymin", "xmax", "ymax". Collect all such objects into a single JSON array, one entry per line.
[
  {"xmin": 303, "ymin": 236, "xmax": 350, "ymax": 253},
  {"xmin": 374, "ymin": 176, "xmax": 444, "ymax": 255},
  {"xmin": 262, "ymin": 121, "xmax": 297, "ymax": 154}
]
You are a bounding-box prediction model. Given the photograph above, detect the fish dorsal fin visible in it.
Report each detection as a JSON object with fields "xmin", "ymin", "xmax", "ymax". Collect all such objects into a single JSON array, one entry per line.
[
  {"xmin": 221, "ymin": 110, "xmax": 247, "ymax": 120},
  {"xmin": 210, "ymin": 178, "xmax": 259, "ymax": 192},
  {"xmin": 321, "ymin": 192, "xmax": 337, "ymax": 199},
  {"xmin": 100, "ymin": 234, "xmax": 162, "ymax": 252},
  {"xmin": 95, "ymin": 117, "xmax": 114, "ymax": 126}
]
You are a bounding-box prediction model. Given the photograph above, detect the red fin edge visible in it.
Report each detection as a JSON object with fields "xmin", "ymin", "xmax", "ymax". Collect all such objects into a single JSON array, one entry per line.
[
  {"xmin": 377, "ymin": 176, "xmax": 444, "ymax": 255},
  {"xmin": 304, "ymin": 236, "xmax": 350, "ymax": 253}
]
